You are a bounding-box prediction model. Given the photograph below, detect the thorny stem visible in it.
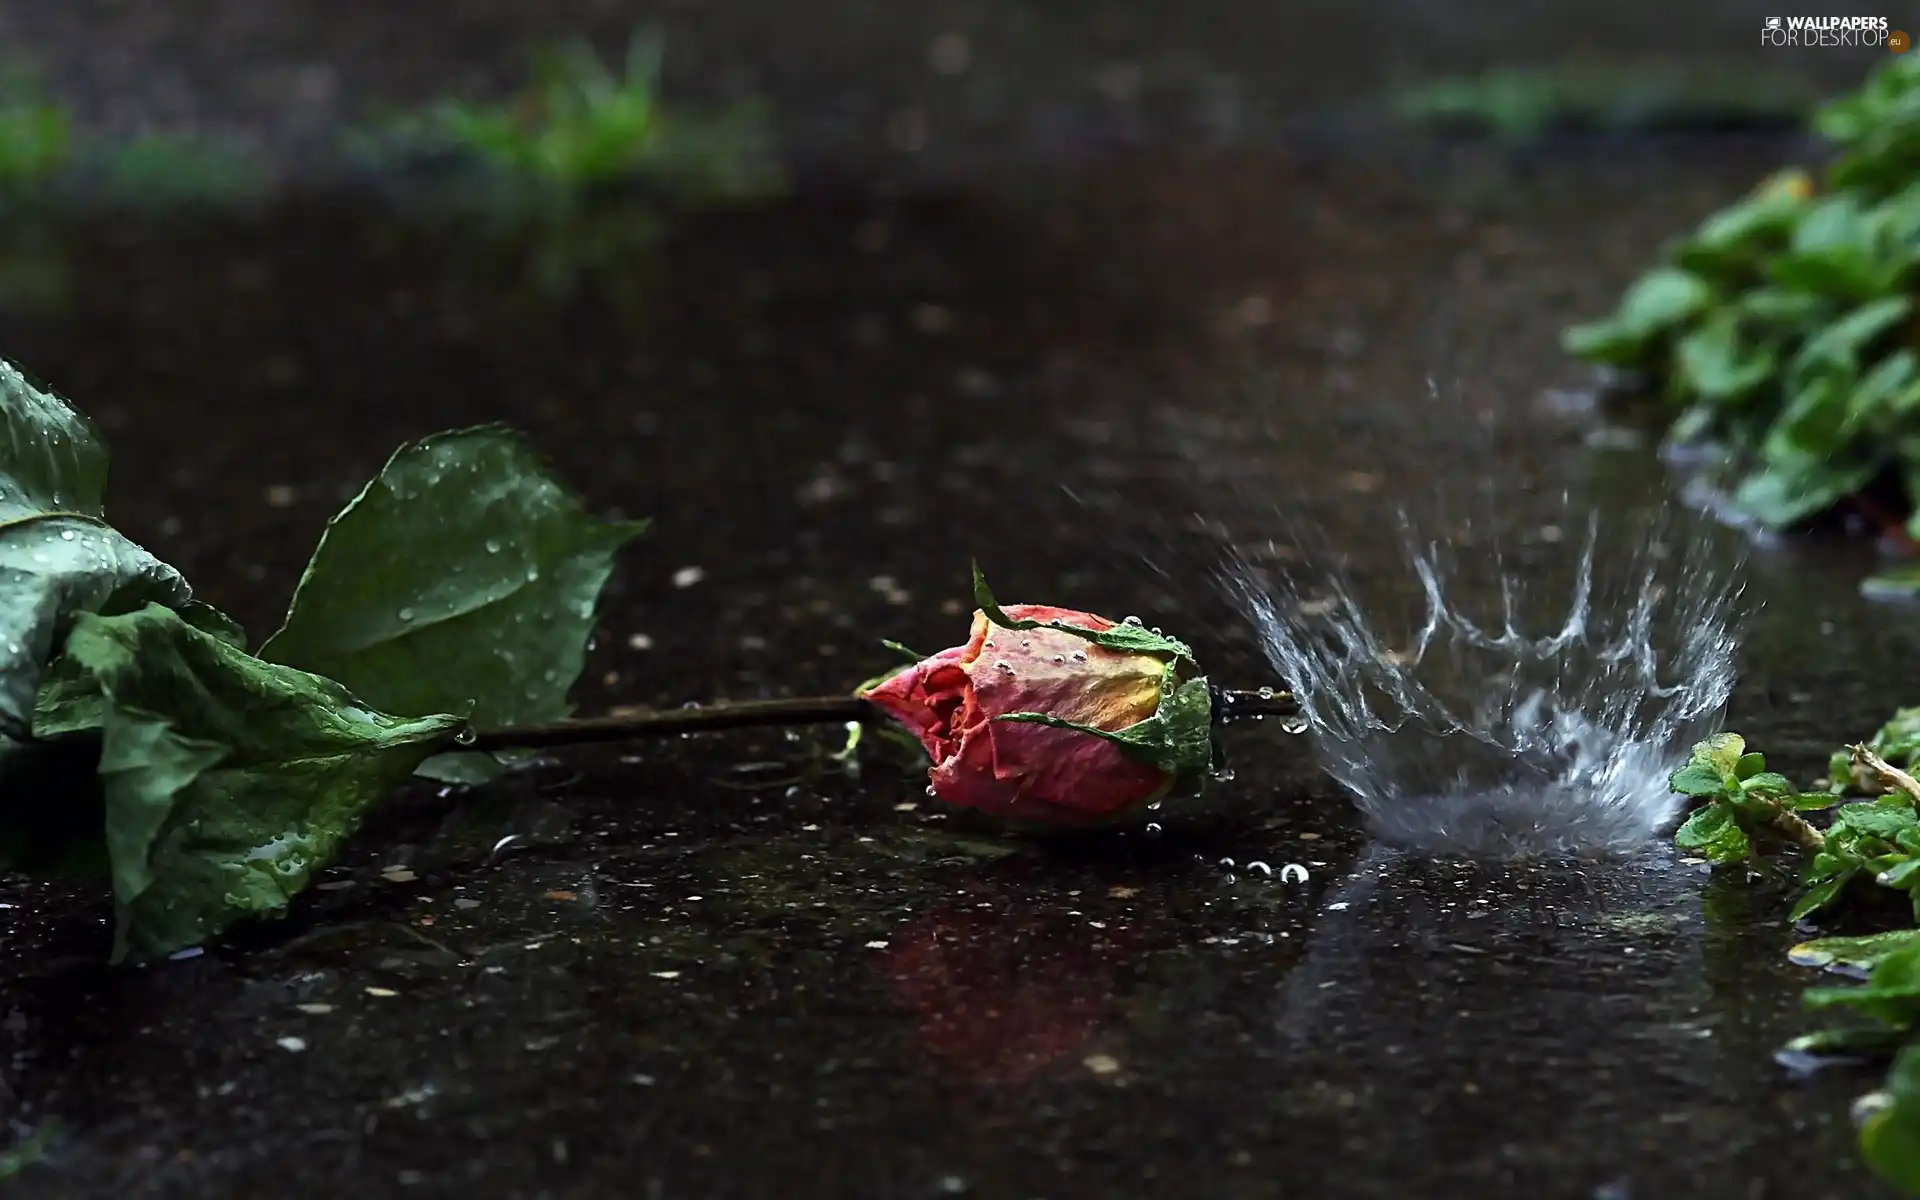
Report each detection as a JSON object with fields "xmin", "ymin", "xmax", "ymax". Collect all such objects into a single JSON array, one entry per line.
[{"xmin": 466, "ymin": 686, "xmax": 1304, "ymax": 753}]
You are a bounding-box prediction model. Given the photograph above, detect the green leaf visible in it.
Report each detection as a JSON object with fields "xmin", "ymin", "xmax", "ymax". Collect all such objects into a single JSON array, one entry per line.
[
  {"xmin": 1863, "ymin": 564, "xmax": 1920, "ymax": 601},
  {"xmin": 1734, "ymin": 752, "xmax": 1767, "ymax": 780},
  {"xmin": 1672, "ymin": 735, "xmax": 1744, "ymax": 797},
  {"xmin": 259, "ymin": 426, "xmax": 645, "ymax": 780},
  {"xmin": 1788, "ymin": 790, "xmax": 1841, "ymax": 811},
  {"xmin": 1790, "ymin": 928, "xmax": 1920, "ymax": 973},
  {"xmin": 970, "ymin": 561, "xmax": 1198, "ymax": 667},
  {"xmin": 1674, "ymin": 311, "xmax": 1774, "ymax": 400},
  {"xmin": 54, "ymin": 602, "xmax": 463, "ymax": 962},
  {"xmin": 994, "ymin": 675, "xmax": 1215, "ymax": 782},
  {"xmin": 1669, "ymin": 761, "xmax": 1730, "ymax": 797},
  {"xmin": 1677, "ymin": 170, "xmax": 1812, "ymax": 271},
  {"xmin": 1673, "ymin": 802, "xmax": 1750, "ymax": 863},
  {"xmin": 1806, "ymin": 945, "xmax": 1920, "ymax": 1025},
  {"xmin": 0, "ymin": 361, "xmax": 192, "ymax": 743},
  {"xmin": 1737, "ymin": 771, "xmax": 1796, "ymax": 798},
  {"xmin": 1790, "ymin": 870, "xmax": 1855, "ymax": 921},
  {"xmin": 1864, "ymin": 1044, "xmax": 1920, "ymax": 1193},
  {"xmin": 1780, "ymin": 1024, "xmax": 1910, "ymax": 1059},
  {"xmin": 1563, "ymin": 267, "xmax": 1714, "ymax": 368},
  {"xmin": 1731, "ymin": 454, "xmax": 1880, "ymax": 528},
  {"xmin": 1839, "ymin": 804, "xmax": 1920, "ymax": 841},
  {"xmin": 1883, "ymin": 858, "xmax": 1920, "ymax": 889},
  {"xmin": 0, "ymin": 357, "xmax": 109, "ymax": 521}
]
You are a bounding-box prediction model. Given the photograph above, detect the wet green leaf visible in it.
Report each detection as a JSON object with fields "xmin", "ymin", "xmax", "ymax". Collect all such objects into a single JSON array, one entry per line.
[
  {"xmin": 1791, "ymin": 871, "xmax": 1855, "ymax": 921},
  {"xmin": 1674, "ymin": 802, "xmax": 1749, "ymax": 862},
  {"xmin": 1789, "ymin": 790, "xmax": 1842, "ymax": 812},
  {"xmin": 1738, "ymin": 771, "xmax": 1796, "ymax": 798},
  {"xmin": 259, "ymin": 426, "xmax": 645, "ymax": 782},
  {"xmin": 0, "ymin": 359, "xmax": 191, "ymax": 745},
  {"xmin": 1839, "ymin": 804, "xmax": 1920, "ymax": 842},
  {"xmin": 1672, "ymin": 734, "xmax": 1744, "ymax": 798},
  {"xmin": 1791, "ymin": 928, "xmax": 1920, "ymax": 974},
  {"xmin": 1884, "ymin": 859, "xmax": 1920, "ymax": 890},
  {"xmin": 1806, "ymin": 945, "xmax": 1920, "ymax": 1026},
  {"xmin": 52, "ymin": 602, "xmax": 462, "ymax": 962}
]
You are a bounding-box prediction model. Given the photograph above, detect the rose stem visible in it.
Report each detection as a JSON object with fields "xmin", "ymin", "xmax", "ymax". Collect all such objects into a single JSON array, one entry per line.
[{"xmin": 466, "ymin": 688, "xmax": 1303, "ymax": 753}]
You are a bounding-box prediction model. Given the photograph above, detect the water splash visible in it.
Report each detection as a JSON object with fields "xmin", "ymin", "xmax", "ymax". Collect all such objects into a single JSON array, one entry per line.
[{"xmin": 1227, "ymin": 508, "xmax": 1743, "ymax": 858}]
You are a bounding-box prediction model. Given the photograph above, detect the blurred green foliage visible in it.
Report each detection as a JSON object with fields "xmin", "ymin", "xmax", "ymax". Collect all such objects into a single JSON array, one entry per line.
[
  {"xmin": 352, "ymin": 31, "xmax": 782, "ymax": 207},
  {"xmin": 1394, "ymin": 61, "xmax": 1817, "ymax": 142},
  {"xmin": 1565, "ymin": 54, "xmax": 1920, "ymax": 595}
]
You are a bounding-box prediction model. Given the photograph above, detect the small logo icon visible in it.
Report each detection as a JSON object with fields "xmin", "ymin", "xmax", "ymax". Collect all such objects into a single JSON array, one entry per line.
[
  {"xmin": 1765, "ymin": 16, "xmax": 1782, "ymax": 30},
  {"xmin": 1894, "ymin": 28, "xmax": 1913, "ymax": 51}
]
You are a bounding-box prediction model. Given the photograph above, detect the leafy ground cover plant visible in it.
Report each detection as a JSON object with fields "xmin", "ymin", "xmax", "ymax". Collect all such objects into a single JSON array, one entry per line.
[
  {"xmin": 1565, "ymin": 54, "xmax": 1920, "ymax": 596},
  {"xmin": 1671, "ymin": 720, "xmax": 1920, "ymax": 1192},
  {"xmin": 0, "ymin": 355, "xmax": 645, "ymax": 963}
]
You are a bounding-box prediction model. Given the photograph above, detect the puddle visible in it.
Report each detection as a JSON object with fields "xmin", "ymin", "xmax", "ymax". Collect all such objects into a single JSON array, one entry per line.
[{"xmin": 0, "ymin": 126, "xmax": 1910, "ymax": 1199}]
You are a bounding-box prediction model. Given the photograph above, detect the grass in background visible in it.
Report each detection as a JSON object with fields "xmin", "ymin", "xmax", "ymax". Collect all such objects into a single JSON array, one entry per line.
[
  {"xmin": 351, "ymin": 30, "xmax": 782, "ymax": 207},
  {"xmin": 1394, "ymin": 61, "xmax": 1820, "ymax": 142}
]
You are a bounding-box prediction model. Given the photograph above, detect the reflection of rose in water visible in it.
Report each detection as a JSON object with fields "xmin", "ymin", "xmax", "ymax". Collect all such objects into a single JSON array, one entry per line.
[{"xmin": 885, "ymin": 908, "xmax": 1139, "ymax": 1083}]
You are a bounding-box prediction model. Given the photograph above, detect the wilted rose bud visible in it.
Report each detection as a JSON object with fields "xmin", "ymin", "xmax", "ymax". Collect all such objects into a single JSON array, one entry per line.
[{"xmin": 857, "ymin": 566, "xmax": 1214, "ymax": 829}]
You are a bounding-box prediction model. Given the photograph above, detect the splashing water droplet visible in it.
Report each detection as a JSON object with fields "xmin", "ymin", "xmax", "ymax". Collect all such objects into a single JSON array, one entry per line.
[
  {"xmin": 1279, "ymin": 863, "xmax": 1309, "ymax": 884},
  {"xmin": 1228, "ymin": 506, "xmax": 1742, "ymax": 858}
]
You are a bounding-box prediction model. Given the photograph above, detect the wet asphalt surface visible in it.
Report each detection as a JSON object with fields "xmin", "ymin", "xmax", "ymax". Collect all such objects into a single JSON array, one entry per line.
[{"xmin": 3, "ymin": 5, "xmax": 1920, "ymax": 1199}]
